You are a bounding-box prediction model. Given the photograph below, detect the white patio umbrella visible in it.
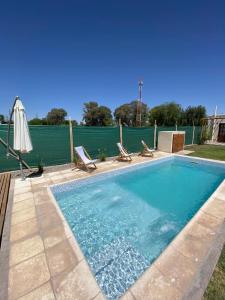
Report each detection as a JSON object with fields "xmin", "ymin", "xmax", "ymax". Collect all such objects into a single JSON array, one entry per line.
[
  {"xmin": 7, "ymin": 96, "xmax": 33, "ymax": 179},
  {"xmin": 13, "ymin": 97, "xmax": 33, "ymax": 153}
]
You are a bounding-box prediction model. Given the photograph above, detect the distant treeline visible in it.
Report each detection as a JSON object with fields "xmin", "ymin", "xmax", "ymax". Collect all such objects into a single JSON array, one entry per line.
[{"xmin": 0, "ymin": 101, "xmax": 206, "ymax": 127}]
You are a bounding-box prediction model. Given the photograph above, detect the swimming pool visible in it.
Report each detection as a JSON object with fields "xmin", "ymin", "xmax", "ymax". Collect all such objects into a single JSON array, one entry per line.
[{"xmin": 51, "ymin": 156, "xmax": 225, "ymax": 300}]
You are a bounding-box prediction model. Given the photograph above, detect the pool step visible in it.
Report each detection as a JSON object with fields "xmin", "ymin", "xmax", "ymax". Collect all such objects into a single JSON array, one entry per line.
[{"xmin": 89, "ymin": 237, "xmax": 149, "ymax": 300}]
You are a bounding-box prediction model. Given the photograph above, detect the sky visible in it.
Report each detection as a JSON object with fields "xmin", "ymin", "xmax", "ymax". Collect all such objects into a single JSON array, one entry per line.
[{"xmin": 0, "ymin": 0, "xmax": 225, "ymax": 121}]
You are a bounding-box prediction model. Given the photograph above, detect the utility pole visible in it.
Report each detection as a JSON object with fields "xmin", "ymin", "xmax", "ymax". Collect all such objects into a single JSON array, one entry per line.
[
  {"xmin": 136, "ymin": 80, "xmax": 143, "ymax": 127},
  {"xmin": 211, "ymin": 105, "xmax": 218, "ymax": 142}
]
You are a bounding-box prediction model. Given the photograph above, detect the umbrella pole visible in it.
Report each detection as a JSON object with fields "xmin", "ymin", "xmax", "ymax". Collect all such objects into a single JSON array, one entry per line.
[{"xmin": 19, "ymin": 153, "xmax": 26, "ymax": 180}]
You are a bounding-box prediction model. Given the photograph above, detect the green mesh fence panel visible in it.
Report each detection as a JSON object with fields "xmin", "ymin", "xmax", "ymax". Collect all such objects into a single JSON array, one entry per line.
[
  {"xmin": 193, "ymin": 126, "xmax": 202, "ymax": 144},
  {"xmin": 122, "ymin": 127, "xmax": 154, "ymax": 153},
  {"xmin": 0, "ymin": 125, "xmax": 70, "ymax": 172},
  {"xmin": 177, "ymin": 126, "xmax": 193, "ymax": 145},
  {"xmin": 73, "ymin": 126, "xmax": 120, "ymax": 159}
]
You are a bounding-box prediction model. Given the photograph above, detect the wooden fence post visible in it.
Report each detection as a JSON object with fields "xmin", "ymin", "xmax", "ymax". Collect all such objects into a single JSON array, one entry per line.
[
  {"xmin": 192, "ymin": 121, "xmax": 195, "ymax": 145},
  {"xmin": 119, "ymin": 119, "xmax": 123, "ymax": 145},
  {"xmin": 154, "ymin": 120, "xmax": 157, "ymax": 149},
  {"xmin": 69, "ymin": 118, "xmax": 74, "ymax": 163}
]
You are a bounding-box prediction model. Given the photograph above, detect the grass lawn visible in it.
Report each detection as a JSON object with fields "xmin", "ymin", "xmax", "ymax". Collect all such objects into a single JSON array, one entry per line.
[
  {"xmin": 185, "ymin": 144, "xmax": 225, "ymax": 161},
  {"xmin": 184, "ymin": 144, "xmax": 225, "ymax": 299},
  {"xmin": 203, "ymin": 247, "xmax": 225, "ymax": 300}
]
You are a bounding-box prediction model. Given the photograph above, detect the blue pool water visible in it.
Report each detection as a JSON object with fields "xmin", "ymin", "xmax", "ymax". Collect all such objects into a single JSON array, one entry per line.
[{"xmin": 52, "ymin": 156, "xmax": 225, "ymax": 299}]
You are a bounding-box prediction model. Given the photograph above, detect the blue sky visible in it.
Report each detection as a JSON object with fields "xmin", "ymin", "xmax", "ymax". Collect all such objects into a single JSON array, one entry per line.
[{"xmin": 1, "ymin": 0, "xmax": 225, "ymax": 121}]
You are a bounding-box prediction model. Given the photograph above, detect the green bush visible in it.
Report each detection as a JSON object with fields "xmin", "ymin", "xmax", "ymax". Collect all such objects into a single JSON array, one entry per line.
[
  {"xmin": 200, "ymin": 127, "xmax": 212, "ymax": 145},
  {"xmin": 97, "ymin": 148, "xmax": 107, "ymax": 162},
  {"xmin": 73, "ymin": 153, "xmax": 79, "ymax": 165}
]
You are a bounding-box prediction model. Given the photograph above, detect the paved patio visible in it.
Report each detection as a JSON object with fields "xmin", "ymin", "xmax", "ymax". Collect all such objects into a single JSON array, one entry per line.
[{"xmin": 1, "ymin": 152, "xmax": 225, "ymax": 300}]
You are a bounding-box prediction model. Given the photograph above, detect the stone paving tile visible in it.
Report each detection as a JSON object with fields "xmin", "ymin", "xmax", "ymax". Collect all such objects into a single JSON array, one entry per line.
[
  {"xmin": 218, "ymin": 182, "xmax": 225, "ymax": 194},
  {"xmin": 172, "ymin": 219, "xmax": 217, "ymax": 253},
  {"xmin": 48, "ymin": 174, "xmax": 64, "ymax": 181},
  {"xmin": 131, "ymin": 265, "xmax": 182, "ymax": 300},
  {"xmin": 33, "ymin": 188, "xmax": 50, "ymax": 203},
  {"xmin": 10, "ymin": 218, "xmax": 39, "ymax": 242},
  {"xmin": 45, "ymin": 239, "xmax": 79, "ymax": 277},
  {"xmin": 52, "ymin": 260, "xmax": 100, "ymax": 300},
  {"xmin": 12, "ymin": 198, "xmax": 35, "ymax": 213},
  {"xmin": 18, "ymin": 282, "xmax": 55, "ymax": 300},
  {"xmin": 31, "ymin": 177, "xmax": 49, "ymax": 185},
  {"xmin": 36, "ymin": 202, "xmax": 57, "ymax": 217},
  {"xmin": 8, "ymin": 253, "xmax": 50, "ymax": 300},
  {"xmin": 51, "ymin": 178, "xmax": 67, "ymax": 185},
  {"xmin": 38, "ymin": 211, "xmax": 62, "ymax": 231},
  {"xmin": 14, "ymin": 180, "xmax": 31, "ymax": 189},
  {"xmin": 60, "ymin": 169, "xmax": 74, "ymax": 175},
  {"xmin": 154, "ymin": 245, "xmax": 198, "ymax": 292},
  {"xmin": 14, "ymin": 192, "xmax": 34, "ymax": 203},
  {"xmin": 187, "ymin": 222, "xmax": 216, "ymax": 239},
  {"xmin": 196, "ymin": 210, "xmax": 223, "ymax": 232},
  {"xmin": 171, "ymin": 231, "xmax": 214, "ymax": 263},
  {"xmin": 14, "ymin": 181, "xmax": 31, "ymax": 190},
  {"xmin": 32, "ymin": 183, "xmax": 50, "ymax": 193},
  {"xmin": 120, "ymin": 291, "xmax": 135, "ymax": 300},
  {"xmin": 11, "ymin": 206, "xmax": 36, "ymax": 226},
  {"xmin": 10, "ymin": 235, "xmax": 44, "ymax": 266},
  {"xmin": 68, "ymin": 236, "xmax": 85, "ymax": 262},
  {"xmin": 41, "ymin": 223, "xmax": 72, "ymax": 249},
  {"xmin": 14, "ymin": 186, "xmax": 32, "ymax": 195},
  {"xmin": 201, "ymin": 197, "xmax": 225, "ymax": 219},
  {"xmin": 33, "ymin": 187, "xmax": 48, "ymax": 196},
  {"xmin": 63, "ymin": 173, "xmax": 76, "ymax": 180},
  {"xmin": 216, "ymin": 191, "xmax": 225, "ymax": 201},
  {"xmin": 34, "ymin": 193, "xmax": 51, "ymax": 205},
  {"xmin": 93, "ymin": 292, "xmax": 106, "ymax": 300}
]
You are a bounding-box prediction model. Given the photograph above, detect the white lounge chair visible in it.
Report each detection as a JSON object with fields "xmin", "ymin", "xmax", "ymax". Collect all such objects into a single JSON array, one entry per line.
[
  {"xmin": 116, "ymin": 143, "xmax": 132, "ymax": 161},
  {"xmin": 141, "ymin": 140, "xmax": 155, "ymax": 157},
  {"xmin": 74, "ymin": 146, "xmax": 97, "ymax": 171}
]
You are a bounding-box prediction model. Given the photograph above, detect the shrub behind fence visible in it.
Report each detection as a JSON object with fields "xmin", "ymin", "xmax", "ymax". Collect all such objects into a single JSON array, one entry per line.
[{"xmin": 0, "ymin": 125, "xmax": 201, "ymax": 172}]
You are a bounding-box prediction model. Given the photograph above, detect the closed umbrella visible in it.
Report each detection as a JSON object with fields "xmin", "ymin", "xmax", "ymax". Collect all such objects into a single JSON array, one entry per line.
[
  {"xmin": 7, "ymin": 96, "xmax": 33, "ymax": 179},
  {"xmin": 13, "ymin": 98, "xmax": 33, "ymax": 153}
]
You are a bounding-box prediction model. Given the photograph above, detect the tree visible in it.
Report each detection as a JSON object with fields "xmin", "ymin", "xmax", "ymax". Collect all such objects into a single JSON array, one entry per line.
[
  {"xmin": 149, "ymin": 102, "xmax": 182, "ymax": 126},
  {"xmin": 83, "ymin": 102, "xmax": 113, "ymax": 126},
  {"xmin": 97, "ymin": 106, "xmax": 113, "ymax": 126},
  {"xmin": 130, "ymin": 100, "xmax": 148, "ymax": 126},
  {"xmin": 114, "ymin": 104, "xmax": 133, "ymax": 126},
  {"xmin": 114, "ymin": 100, "xmax": 149, "ymax": 126},
  {"xmin": 29, "ymin": 118, "xmax": 43, "ymax": 125},
  {"xmin": 63, "ymin": 119, "xmax": 78, "ymax": 126},
  {"xmin": 183, "ymin": 105, "xmax": 206, "ymax": 126},
  {"xmin": 46, "ymin": 108, "xmax": 67, "ymax": 125}
]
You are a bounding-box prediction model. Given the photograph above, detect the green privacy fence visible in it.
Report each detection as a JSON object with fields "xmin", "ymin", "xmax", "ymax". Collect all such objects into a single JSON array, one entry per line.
[
  {"xmin": 122, "ymin": 127, "xmax": 155, "ymax": 153},
  {"xmin": 73, "ymin": 127, "xmax": 120, "ymax": 159},
  {"xmin": 0, "ymin": 125, "xmax": 201, "ymax": 172},
  {"xmin": 193, "ymin": 126, "xmax": 202, "ymax": 144},
  {"xmin": 177, "ymin": 126, "xmax": 192, "ymax": 144},
  {"xmin": 0, "ymin": 125, "xmax": 70, "ymax": 172}
]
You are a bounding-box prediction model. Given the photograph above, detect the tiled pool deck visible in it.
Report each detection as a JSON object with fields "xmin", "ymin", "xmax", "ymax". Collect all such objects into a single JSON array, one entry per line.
[{"xmin": 1, "ymin": 152, "xmax": 225, "ymax": 300}]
